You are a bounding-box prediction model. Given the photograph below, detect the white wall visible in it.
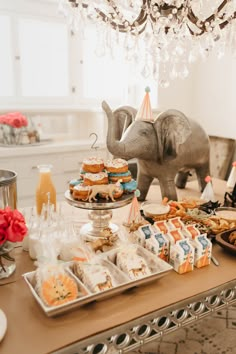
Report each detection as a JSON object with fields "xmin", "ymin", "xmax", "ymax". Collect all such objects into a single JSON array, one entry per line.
[{"xmin": 158, "ymin": 54, "xmax": 236, "ymax": 140}]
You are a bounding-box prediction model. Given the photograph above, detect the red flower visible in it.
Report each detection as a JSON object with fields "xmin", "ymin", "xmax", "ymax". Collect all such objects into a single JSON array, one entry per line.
[
  {"xmin": 0, "ymin": 112, "xmax": 28, "ymax": 128},
  {"xmin": 0, "ymin": 228, "xmax": 7, "ymax": 246},
  {"xmin": 0, "ymin": 207, "xmax": 28, "ymax": 245}
]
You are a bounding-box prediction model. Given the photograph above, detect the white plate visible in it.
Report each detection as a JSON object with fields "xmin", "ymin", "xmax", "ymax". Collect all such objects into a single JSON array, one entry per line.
[{"xmin": 0, "ymin": 309, "xmax": 7, "ymax": 342}]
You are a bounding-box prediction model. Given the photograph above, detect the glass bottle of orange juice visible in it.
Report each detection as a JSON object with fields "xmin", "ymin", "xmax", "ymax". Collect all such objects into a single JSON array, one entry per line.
[{"xmin": 35, "ymin": 164, "xmax": 56, "ymax": 215}]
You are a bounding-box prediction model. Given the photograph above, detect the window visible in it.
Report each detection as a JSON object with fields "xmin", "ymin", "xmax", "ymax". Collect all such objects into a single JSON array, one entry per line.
[
  {"xmin": 19, "ymin": 18, "xmax": 69, "ymax": 97},
  {"xmin": 0, "ymin": 15, "xmax": 14, "ymax": 96},
  {"xmin": 0, "ymin": 0, "xmax": 158, "ymax": 110}
]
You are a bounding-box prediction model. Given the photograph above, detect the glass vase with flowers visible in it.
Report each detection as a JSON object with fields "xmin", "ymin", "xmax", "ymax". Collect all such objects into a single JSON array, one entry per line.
[
  {"xmin": 0, "ymin": 112, "xmax": 28, "ymax": 145},
  {"xmin": 0, "ymin": 207, "xmax": 28, "ymax": 279}
]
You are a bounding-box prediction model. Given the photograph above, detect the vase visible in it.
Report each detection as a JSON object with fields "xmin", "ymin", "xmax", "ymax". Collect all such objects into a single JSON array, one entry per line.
[{"xmin": 0, "ymin": 241, "xmax": 16, "ymax": 279}]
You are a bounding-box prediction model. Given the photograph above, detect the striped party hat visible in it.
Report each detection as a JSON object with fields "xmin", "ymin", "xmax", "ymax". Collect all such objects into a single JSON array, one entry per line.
[{"xmin": 135, "ymin": 87, "xmax": 154, "ymax": 122}]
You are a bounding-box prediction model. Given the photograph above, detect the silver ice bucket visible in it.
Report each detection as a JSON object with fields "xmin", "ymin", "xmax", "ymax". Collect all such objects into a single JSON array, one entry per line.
[{"xmin": 0, "ymin": 170, "xmax": 17, "ymax": 209}]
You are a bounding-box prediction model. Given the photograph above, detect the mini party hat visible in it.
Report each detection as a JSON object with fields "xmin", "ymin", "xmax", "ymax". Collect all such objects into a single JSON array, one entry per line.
[
  {"xmin": 227, "ymin": 161, "xmax": 236, "ymax": 189},
  {"xmin": 135, "ymin": 87, "xmax": 154, "ymax": 122},
  {"xmin": 123, "ymin": 190, "xmax": 142, "ymax": 227},
  {"xmin": 200, "ymin": 176, "xmax": 216, "ymax": 202}
]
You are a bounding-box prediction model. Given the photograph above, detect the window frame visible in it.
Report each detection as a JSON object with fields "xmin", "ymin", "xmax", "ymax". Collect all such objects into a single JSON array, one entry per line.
[{"xmin": 0, "ymin": 0, "xmax": 158, "ymax": 112}]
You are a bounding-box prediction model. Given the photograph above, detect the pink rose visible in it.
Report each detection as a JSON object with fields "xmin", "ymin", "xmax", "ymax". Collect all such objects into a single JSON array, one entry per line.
[
  {"xmin": 0, "ymin": 227, "xmax": 7, "ymax": 246},
  {"xmin": 1, "ymin": 112, "xmax": 28, "ymax": 128},
  {"xmin": 20, "ymin": 116, "xmax": 28, "ymax": 127},
  {"xmin": 9, "ymin": 117, "xmax": 22, "ymax": 128},
  {"xmin": 0, "ymin": 115, "xmax": 7, "ymax": 124},
  {"xmin": 6, "ymin": 218, "xmax": 28, "ymax": 242},
  {"xmin": 0, "ymin": 207, "xmax": 28, "ymax": 244}
]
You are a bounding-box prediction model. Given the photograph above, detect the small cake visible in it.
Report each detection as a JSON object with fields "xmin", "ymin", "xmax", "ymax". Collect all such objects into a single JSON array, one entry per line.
[
  {"xmin": 112, "ymin": 183, "xmax": 124, "ymax": 199},
  {"xmin": 69, "ymin": 178, "xmax": 83, "ymax": 193},
  {"xmin": 73, "ymin": 262, "xmax": 115, "ymax": 293},
  {"xmin": 116, "ymin": 248, "xmax": 151, "ymax": 280},
  {"xmin": 82, "ymin": 157, "xmax": 105, "ymax": 173},
  {"xmin": 122, "ymin": 179, "xmax": 137, "ymax": 193},
  {"xmin": 84, "ymin": 172, "xmax": 108, "ymax": 186},
  {"xmin": 39, "ymin": 273, "xmax": 79, "ymax": 307},
  {"xmin": 108, "ymin": 170, "xmax": 132, "ymax": 183},
  {"xmin": 72, "ymin": 184, "xmax": 90, "ymax": 201},
  {"xmin": 105, "ymin": 158, "xmax": 128, "ymax": 173}
]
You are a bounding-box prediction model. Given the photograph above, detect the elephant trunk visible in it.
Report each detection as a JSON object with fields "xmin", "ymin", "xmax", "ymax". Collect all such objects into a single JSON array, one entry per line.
[{"xmin": 102, "ymin": 101, "xmax": 127, "ymax": 157}]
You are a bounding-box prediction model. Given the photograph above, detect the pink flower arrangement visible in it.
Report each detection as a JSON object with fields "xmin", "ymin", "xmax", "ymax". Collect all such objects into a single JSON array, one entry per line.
[
  {"xmin": 0, "ymin": 207, "xmax": 28, "ymax": 246},
  {"xmin": 0, "ymin": 112, "xmax": 28, "ymax": 128}
]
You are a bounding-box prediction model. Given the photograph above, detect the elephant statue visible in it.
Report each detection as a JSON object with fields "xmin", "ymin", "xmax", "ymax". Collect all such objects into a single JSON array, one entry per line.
[{"xmin": 102, "ymin": 101, "xmax": 210, "ymax": 201}]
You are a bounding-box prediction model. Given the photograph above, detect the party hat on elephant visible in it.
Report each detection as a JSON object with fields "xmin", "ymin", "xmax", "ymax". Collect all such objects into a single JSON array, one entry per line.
[
  {"xmin": 200, "ymin": 176, "xmax": 216, "ymax": 202},
  {"xmin": 123, "ymin": 190, "xmax": 142, "ymax": 227},
  {"xmin": 135, "ymin": 87, "xmax": 154, "ymax": 122},
  {"xmin": 227, "ymin": 161, "xmax": 236, "ymax": 189}
]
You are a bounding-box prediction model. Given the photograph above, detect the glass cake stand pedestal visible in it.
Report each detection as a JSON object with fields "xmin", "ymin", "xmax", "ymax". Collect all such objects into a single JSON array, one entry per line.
[{"xmin": 64, "ymin": 190, "xmax": 133, "ymax": 237}]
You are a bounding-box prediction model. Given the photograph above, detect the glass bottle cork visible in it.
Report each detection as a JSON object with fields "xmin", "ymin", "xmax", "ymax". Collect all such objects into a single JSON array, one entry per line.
[{"xmin": 35, "ymin": 164, "xmax": 56, "ymax": 215}]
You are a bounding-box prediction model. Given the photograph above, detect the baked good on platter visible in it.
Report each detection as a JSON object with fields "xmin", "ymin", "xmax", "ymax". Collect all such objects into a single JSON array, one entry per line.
[
  {"xmin": 105, "ymin": 158, "xmax": 128, "ymax": 173},
  {"xmin": 116, "ymin": 248, "xmax": 151, "ymax": 280},
  {"xmin": 69, "ymin": 178, "xmax": 82, "ymax": 193},
  {"xmin": 83, "ymin": 172, "xmax": 108, "ymax": 186},
  {"xmin": 122, "ymin": 179, "xmax": 137, "ymax": 193},
  {"xmin": 39, "ymin": 273, "xmax": 78, "ymax": 307},
  {"xmin": 82, "ymin": 156, "xmax": 105, "ymax": 173},
  {"xmin": 72, "ymin": 184, "xmax": 90, "ymax": 201},
  {"xmin": 108, "ymin": 170, "xmax": 132, "ymax": 183},
  {"xmin": 73, "ymin": 262, "xmax": 115, "ymax": 293}
]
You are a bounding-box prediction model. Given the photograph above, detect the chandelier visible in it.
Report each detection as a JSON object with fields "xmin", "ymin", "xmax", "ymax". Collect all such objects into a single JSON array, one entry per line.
[{"xmin": 58, "ymin": 1, "xmax": 236, "ymax": 87}]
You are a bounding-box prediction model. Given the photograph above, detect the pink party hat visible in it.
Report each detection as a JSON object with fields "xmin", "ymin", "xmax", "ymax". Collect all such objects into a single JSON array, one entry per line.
[
  {"xmin": 123, "ymin": 190, "xmax": 142, "ymax": 227},
  {"xmin": 135, "ymin": 87, "xmax": 154, "ymax": 122},
  {"xmin": 200, "ymin": 176, "xmax": 216, "ymax": 202},
  {"xmin": 227, "ymin": 161, "xmax": 236, "ymax": 189}
]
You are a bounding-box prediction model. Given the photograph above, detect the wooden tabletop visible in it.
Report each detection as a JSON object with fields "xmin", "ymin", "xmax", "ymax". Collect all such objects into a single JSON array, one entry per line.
[{"xmin": 0, "ymin": 178, "xmax": 235, "ymax": 354}]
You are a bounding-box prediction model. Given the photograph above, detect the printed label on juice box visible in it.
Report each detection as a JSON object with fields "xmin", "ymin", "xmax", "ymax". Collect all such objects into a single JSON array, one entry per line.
[
  {"xmin": 153, "ymin": 220, "xmax": 170, "ymax": 234},
  {"xmin": 192, "ymin": 234, "xmax": 212, "ymax": 268},
  {"xmin": 169, "ymin": 239, "xmax": 194, "ymax": 274},
  {"xmin": 145, "ymin": 233, "xmax": 169, "ymax": 262},
  {"xmin": 133, "ymin": 224, "xmax": 153, "ymax": 245},
  {"xmin": 168, "ymin": 217, "xmax": 185, "ymax": 230}
]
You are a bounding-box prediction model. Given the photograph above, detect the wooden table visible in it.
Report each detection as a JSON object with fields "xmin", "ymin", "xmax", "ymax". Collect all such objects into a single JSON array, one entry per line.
[{"xmin": 0, "ymin": 179, "xmax": 235, "ymax": 354}]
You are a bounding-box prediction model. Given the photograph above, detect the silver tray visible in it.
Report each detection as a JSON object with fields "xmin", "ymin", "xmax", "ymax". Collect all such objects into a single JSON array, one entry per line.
[
  {"xmin": 64, "ymin": 189, "xmax": 134, "ymax": 210},
  {"xmin": 23, "ymin": 248, "xmax": 173, "ymax": 317}
]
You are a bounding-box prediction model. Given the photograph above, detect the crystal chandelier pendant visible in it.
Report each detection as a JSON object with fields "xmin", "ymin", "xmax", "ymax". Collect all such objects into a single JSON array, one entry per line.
[{"xmin": 60, "ymin": 0, "xmax": 236, "ymax": 87}]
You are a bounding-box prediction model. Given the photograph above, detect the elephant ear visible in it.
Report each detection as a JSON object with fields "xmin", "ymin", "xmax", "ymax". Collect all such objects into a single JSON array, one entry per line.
[
  {"xmin": 154, "ymin": 109, "xmax": 192, "ymax": 163},
  {"xmin": 113, "ymin": 106, "xmax": 137, "ymax": 139}
]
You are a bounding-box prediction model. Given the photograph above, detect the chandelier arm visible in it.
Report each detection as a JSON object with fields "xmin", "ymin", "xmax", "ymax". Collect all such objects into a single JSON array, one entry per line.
[
  {"xmin": 91, "ymin": 0, "xmax": 148, "ymax": 34},
  {"xmin": 187, "ymin": 0, "xmax": 234, "ymax": 33},
  {"xmin": 220, "ymin": 12, "xmax": 236, "ymax": 29}
]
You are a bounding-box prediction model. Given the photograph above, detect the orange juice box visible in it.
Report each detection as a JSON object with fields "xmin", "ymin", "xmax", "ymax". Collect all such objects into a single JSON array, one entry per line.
[
  {"xmin": 168, "ymin": 217, "xmax": 185, "ymax": 230},
  {"xmin": 153, "ymin": 220, "xmax": 171, "ymax": 234},
  {"xmin": 191, "ymin": 234, "xmax": 212, "ymax": 268},
  {"xmin": 169, "ymin": 239, "xmax": 194, "ymax": 274},
  {"xmin": 182, "ymin": 224, "xmax": 201, "ymax": 239},
  {"xmin": 145, "ymin": 233, "xmax": 169, "ymax": 262},
  {"xmin": 166, "ymin": 228, "xmax": 185, "ymax": 245},
  {"xmin": 133, "ymin": 224, "xmax": 153, "ymax": 246}
]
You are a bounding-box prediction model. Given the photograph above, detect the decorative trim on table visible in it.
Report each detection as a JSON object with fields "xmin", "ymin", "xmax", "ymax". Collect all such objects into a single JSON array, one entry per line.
[{"xmin": 53, "ymin": 280, "xmax": 236, "ymax": 354}]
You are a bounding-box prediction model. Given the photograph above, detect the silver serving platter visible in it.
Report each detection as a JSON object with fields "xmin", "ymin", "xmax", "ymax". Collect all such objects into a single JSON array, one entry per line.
[
  {"xmin": 23, "ymin": 248, "xmax": 173, "ymax": 317},
  {"xmin": 64, "ymin": 189, "xmax": 134, "ymax": 210}
]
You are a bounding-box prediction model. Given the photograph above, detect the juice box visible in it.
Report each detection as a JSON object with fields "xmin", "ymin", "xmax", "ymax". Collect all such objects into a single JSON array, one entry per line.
[
  {"xmin": 145, "ymin": 232, "xmax": 169, "ymax": 262},
  {"xmin": 191, "ymin": 234, "xmax": 212, "ymax": 268},
  {"xmin": 169, "ymin": 239, "xmax": 194, "ymax": 274}
]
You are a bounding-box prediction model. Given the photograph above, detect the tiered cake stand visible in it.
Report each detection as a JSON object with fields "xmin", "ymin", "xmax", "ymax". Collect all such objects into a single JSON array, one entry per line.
[{"xmin": 64, "ymin": 190, "xmax": 133, "ymax": 237}]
